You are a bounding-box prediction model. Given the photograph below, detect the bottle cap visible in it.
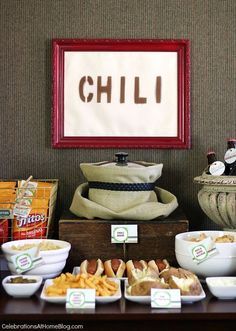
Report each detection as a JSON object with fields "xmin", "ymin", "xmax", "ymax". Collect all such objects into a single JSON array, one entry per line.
[
  {"xmin": 207, "ymin": 150, "xmax": 216, "ymax": 155},
  {"xmin": 227, "ymin": 138, "xmax": 236, "ymax": 149},
  {"xmin": 209, "ymin": 161, "xmax": 225, "ymax": 176},
  {"xmin": 207, "ymin": 151, "xmax": 215, "ymax": 155},
  {"xmin": 207, "ymin": 151, "xmax": 216, "ymax": 165}
]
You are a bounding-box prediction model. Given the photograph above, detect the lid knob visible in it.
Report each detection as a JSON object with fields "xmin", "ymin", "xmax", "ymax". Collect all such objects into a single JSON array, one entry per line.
[{"xmin": 115, "ymin": 152, "xmax": 128, "ymax": 166}]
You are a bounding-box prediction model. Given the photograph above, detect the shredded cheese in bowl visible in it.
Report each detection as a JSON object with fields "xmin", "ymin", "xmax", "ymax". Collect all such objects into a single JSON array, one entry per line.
[
  {"xmin": 188, "ymin": 233, "xmax": 235, "ymax": 243},
  {"xmin": 208, "ymin": 278, "xmax": 236, "ymax": 287},
  {"xmin": 11, "ymin": 241, "xmax": 62, "ymax": 251}
]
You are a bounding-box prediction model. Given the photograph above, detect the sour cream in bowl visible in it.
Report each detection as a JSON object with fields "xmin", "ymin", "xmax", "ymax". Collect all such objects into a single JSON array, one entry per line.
[{"xmin": 206, "ymin": 277, "xmax": 236, "ymax": 300}]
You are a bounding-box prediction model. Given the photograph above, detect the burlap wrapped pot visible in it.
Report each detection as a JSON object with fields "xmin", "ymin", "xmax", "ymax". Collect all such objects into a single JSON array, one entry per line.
[{"xmin": 70, "ymin": 160, "xmax": 178, "ymax": 220}]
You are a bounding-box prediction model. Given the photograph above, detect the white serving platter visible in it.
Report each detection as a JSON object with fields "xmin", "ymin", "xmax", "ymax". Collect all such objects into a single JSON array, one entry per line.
[
  {"xmin": 40, "ymin": 278, "xmax": 121, "ymax": 304},
  {"xmin": 124, "ymin": 280, "xmax": 206, "ymax": 304}
]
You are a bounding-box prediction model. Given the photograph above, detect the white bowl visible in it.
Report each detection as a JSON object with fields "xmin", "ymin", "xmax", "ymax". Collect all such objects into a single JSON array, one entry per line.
[
  {"xmin": 175, "ymin": 231, "xmax": 236, "ymax": 277},
  {"xmin": 1, "ymin": 239, "xmax": 71, "ymax": 279},
  {"xmin": 2, "ymin": 275, "xmax": 43, "ymax": 298},
  {"xmin": 206, "ymin": 277, "xmax": 236, "ymax": 300}
]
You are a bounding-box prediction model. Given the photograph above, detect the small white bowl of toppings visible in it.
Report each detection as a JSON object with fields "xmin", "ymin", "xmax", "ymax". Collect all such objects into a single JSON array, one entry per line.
[
  {"xmin": 2, "ymin": 275, "xmax": 43, "ymax": 298},
  {"xmin": 206, "ymin": 277, "xmax": 236, "ymax": 300},
  {"xmin": 175, "ymin": 231, "xmax": 236, "ymax": 277},
  {"xmin": 1, "ymin": 239, "xmax": 71, "ymax": 279}
]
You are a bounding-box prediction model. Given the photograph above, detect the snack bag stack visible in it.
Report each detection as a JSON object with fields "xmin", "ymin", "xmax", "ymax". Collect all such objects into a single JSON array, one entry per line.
[
  {"xmin": 12, "ymin": 180, "xmax": 57, "ymax": 240},
  {"xmin": 0, "ymin": 182, "xmax": 17, "ymax": 244}
]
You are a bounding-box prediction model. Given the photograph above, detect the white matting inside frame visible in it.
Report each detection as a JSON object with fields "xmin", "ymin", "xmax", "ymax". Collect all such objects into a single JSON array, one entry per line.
[{"xmin": 64, "ymin": 51, "xmax": 178, "ymax": 137}]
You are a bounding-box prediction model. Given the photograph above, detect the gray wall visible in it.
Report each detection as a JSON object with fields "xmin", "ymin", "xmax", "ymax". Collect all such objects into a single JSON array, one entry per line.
[{"xmin": 0, "ymin": 0, "xmax": 235, "ymax": 230}]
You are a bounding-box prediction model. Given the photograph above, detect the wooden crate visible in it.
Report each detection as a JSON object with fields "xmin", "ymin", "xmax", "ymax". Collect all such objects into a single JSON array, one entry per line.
[{"xmin": 59, "ymin": 207, "xmax": 189, "ymax": 269}]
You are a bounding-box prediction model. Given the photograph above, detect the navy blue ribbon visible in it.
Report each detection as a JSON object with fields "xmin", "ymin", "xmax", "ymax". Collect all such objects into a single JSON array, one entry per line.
[{"xmin": 88, "ymin": 181, "xmax": 155, "ymax": 191}]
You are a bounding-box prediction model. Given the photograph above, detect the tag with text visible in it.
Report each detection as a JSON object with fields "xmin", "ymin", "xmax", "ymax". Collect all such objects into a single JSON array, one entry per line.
[
  {"xmin": 13, "ymin": 206, "xmax": 32, "ymax": 218},
  {"xmin": 111, "ymin": 224, "xmax": 138, "ymax": 243},
  {"xmin": 151, "ymin": 289, "xmax": 181, "ymax": 308},
  {"xmin": 188, "ymin": 237, "xmax": 218, "ymax": 264},
  {"xmin": 66, "ymin": 289, "xmax": 96, "ymax": 309},
  {"xmin": 18, "ymin": 180, "xmax": 38, "ymax": 197},
  {"xmin": 11, "ymin": 246, "xmax": 44, "ymax": 274},
  {"xmin": 13, "ymin": 180, "xmax": 38, "ymax": 218}
]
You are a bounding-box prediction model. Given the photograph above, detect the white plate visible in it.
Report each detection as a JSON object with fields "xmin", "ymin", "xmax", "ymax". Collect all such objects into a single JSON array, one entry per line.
[
  {"xmin": 72, "ymin": 266, "xmax": 127, "ymax": 281},
  {"xmin": 124, "ymin": 280, "xmax": 206, "ymax": 304},
  {"xmin": 40, "ymin": 278, "xmax": 121, "ymax": 304}
]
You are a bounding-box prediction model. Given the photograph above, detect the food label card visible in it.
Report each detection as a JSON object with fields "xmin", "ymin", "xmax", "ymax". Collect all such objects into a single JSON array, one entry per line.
[
  {"xmin": 13, "ymin": 206, "xmax": 32, "ymax": 218},
  {"xmin": 111, "ymin": 224, "xmax": 138, "ymax": 243},
  {"xmin": 188, "ymin": 237, "xmax": 218, "ymax": 264},
  {"xmin": 11, "ymin": 247, "xmax": 44, "ymax": 274},
  {"xmin": 66, "ymin": 289, "xmax": 96, "ymax": 309},
  {"xmin": 151, "ymin": 289, "xmax": 181, "ymax": 308},
  {"xmin": 17, "ymin": 180, "xmax": 38, "ymax": 197},
  {"xmin": 13, "ymin": 179, "xmax": 38, "ymax": 218}
]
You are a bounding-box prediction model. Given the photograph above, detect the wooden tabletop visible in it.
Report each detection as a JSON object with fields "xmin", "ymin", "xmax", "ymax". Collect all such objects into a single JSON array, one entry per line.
[{"xmin": 0, "ymin": 271, "xmax": 235, "ymax": 331}]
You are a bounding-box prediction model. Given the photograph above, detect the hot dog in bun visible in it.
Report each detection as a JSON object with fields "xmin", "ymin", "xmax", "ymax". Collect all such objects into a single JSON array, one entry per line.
[
  {"xmin": 80, "ymin": 259, "xmax": 104, "ymax": 276},
  {"xmin": 104, "ymin": 259, "xmax": 126, "ymax": 278},
  {"xmin": 126, "ymin": 260, "xmax": 148, "ymax": 285},
  {"xmin": 126, "ymin": 260, "xmax": 147, "ymax": 276},
  {"xmin": 148, "ymin": 259, "xmax": 170, "ymax": 274}
]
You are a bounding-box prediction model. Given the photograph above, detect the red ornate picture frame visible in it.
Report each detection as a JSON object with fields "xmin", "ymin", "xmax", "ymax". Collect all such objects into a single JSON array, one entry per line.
[{"xmin": 52, "ymin": 39, "xmax": 190, "ymax": 148}]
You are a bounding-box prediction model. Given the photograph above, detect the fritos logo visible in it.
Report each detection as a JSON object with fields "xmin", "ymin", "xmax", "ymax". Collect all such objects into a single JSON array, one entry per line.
[
  {"xmin": 13, "ymin": 207, "xmax": 48, "ymax": 240},
  {"xmin": 17, "ymin": 214, "xmax": 45, "ymax": 228}
]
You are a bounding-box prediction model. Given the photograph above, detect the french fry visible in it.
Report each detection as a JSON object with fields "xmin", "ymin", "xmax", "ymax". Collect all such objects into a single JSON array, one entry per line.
[
  {"xmin": 84, "ymin": 278, "xmax": 96, "ymax": 289},
  {"xmin": 44, "ymin": 273, "xmax": 118, "ymax": 297},
  {"xmin": 78, "ymin": 278, "xmax": 85, "ymax": 288},
  {"xmin": 65, "ymin": 272, "xmax": 74, "ymax": 281},
  {"xmin": 103, "ymin": 280, "xmax": 118, "ymax": 291},
  {"xmin": 75, "ymin": 274, "xmax": 81, "ymax": 281},
  {"xmin": 97, "ymin": 285, "xmax": 110, "ymax": 296},
  {"xmin": 46, "ymin": 287, "xmax": 64, "ymax": 296}
]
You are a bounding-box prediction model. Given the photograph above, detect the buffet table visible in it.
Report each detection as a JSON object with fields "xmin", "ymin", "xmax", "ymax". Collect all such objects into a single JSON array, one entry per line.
[{"xmin": 0, "ymin": 271, "xmax": 235, "ymax": 331}]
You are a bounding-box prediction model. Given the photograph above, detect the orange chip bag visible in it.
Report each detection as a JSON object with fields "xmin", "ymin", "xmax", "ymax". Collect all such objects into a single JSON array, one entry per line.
[
  {"xmin": 35, "ymin": 182, "xmax": 53, "ymax": 199},
  {"xmin": 17, "ymin": 198, "xmax": 49, "ymax": 209},
  {"xmin": 0, "ymin": 182, "xmax": 16, "ymax": 189},
  {"xmin": 12, "ymin": 208, "xmax": 48, "ymax": 240},
  {"xmin": 0, "ymin": 219, "xmax": 8, "ymax": 244},
  {"xmin": 0, "ymin": 194, "xmax": 16, "ymax": 203},
  {"xmin": 0, "ymin": 189, "xmax": 16, "ymax": 196},
  {"xmin": 17, "ymin": 181, "xmax": 53, "ymax": 199},
  {"xmin": 31, "ymin": 198, "xmax": 49, "ymax": 209},
  {"xmin": 0, "ymin": 203, "xmax": 12, "ymax": 209}
]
